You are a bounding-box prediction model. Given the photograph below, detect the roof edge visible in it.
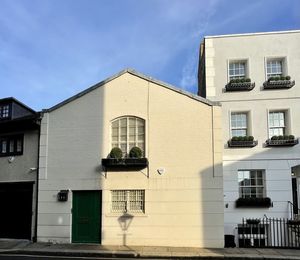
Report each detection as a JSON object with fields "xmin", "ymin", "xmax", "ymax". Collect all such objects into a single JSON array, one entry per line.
[
  {"xmin": 204, "ymin": 29, "xmax": 300, "ymax": 39},
  {"xmin": 0, "ymin": 97, "xmax": 37, "ymax": 114},
  {"xmin": 44, "ymin": 68, "xmax": 219, "ymax": 113}
]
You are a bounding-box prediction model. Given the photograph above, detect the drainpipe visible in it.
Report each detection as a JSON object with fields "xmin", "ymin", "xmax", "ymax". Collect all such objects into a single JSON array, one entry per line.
[
  {"xmin": 33, "ymin": 112, "xmax": 42, "ymax": 242},
  {"xmin": 211, "ymin": 106, "xmax": 215, "ymax": 178}
]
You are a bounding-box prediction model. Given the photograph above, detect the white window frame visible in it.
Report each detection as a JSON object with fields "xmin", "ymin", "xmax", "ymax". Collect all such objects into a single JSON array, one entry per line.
[
  {"xmin": 111, "ymin": 116, "xmax": 145, "ymax": 156},
  {"xmin": 265, "ymin": 57, "xmax": 287, "ymax": 80},
  {"xmin": 0, "ymin": 105, "xmax": 10, "ymax": 119},
  {"xmin": 230, "ymin": 112, "xmax": 249, "ymax": 137},
  {"xmin": 228, "ymin": 59, "xmax": 249, "ymax": 81},
  {"xmin": 268, "ymin": 110, "xmax": 286, "ymax": 138},
  {"xmin": 238, "ymin": 170, "xmax": 265, "ymax": 198},
  {"xmin": 111, "ymin": 190, "xmax": 145, "ymax": 214}
]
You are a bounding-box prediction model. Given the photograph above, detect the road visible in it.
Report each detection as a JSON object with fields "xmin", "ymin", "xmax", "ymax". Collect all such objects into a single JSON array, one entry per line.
[{"xmin": 0, "ymin": 254, "xmax": 161, "ymax": 260}]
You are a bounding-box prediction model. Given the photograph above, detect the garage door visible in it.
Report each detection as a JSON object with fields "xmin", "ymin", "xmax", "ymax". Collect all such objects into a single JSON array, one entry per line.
[{"xmin": 0, "ymin": 182, "xmax": 33, "ymax": 240}]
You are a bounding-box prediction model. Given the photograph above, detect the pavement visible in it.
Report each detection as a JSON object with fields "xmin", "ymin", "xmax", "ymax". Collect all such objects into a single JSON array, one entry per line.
[{"xmin": 0, "ymin": 239, "xmax": 300, "ymax": 259}]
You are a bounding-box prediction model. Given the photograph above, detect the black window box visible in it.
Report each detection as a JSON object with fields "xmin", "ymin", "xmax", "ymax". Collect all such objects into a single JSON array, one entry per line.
[
  {"xmin": 225, "ymin": 82, "xmax": 255, "ymax": 92},
  {"xmin": 265, "ymin": 139, "xmax": 298, "ymax": 147},
  {"xmin": 236, "ymin": 197, "xmax": 272, "ymax": 208},
  {"xmin": 228, "ymin": 140, "xmax": 258, "ymax": 148},
  {"xmin": 263, "ymin": 80, "xmax": 295, "ymax": 90},
  {"xmin": 102, "ymin": 158, "xmax": 148, "ymax": 170}
]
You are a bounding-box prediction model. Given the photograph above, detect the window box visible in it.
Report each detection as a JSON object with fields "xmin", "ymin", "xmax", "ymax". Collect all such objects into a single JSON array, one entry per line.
[
  {"xmin": 263, "ymin": 76, "xmax": 295, "ymax": 90},
  {"xmin": 225, "ymin": 79, "xmax": 255, "ymax": 92},
  {"xmin": 287, "ymin": 219, "xmax": 300, "ymax": 226},
  {"xmin": 102, "ymin": 158, "xmax": 148, "ymax": 170},
  {"xmin": 266, "ymin": 135, "xmax": 298, "ymax": 147},
  {"xmin": 228, "ymin": 136, "xmax": 257, "ymax": 148},
  {"xmin": 236, "ymin": 197, "xmax": 272, "ymax": 208}
]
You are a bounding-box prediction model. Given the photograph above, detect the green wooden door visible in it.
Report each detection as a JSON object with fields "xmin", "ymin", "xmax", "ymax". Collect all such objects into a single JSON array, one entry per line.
[{"xmin": 72, "ymin": 191, "xmax": 101, "ymax": 243}]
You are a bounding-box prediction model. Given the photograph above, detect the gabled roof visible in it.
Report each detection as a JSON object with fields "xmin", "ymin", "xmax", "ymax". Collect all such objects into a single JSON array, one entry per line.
[
  {"xmin": 44, "ymin": 68, "xmax": 220, "ymax": 112},
  {"xmin": 0, "ymin": 97, "xmax": 37, "ymax": 114}
]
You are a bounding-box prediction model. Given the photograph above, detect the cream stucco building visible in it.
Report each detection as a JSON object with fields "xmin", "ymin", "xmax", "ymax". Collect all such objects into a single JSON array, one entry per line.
[
  {"xmin": 37, "ymin": 69, "xmax": 224, "ymax": 248},
  {"xmin": 198, "ymin": 30, "xmax": 300, "ymax": 247}
]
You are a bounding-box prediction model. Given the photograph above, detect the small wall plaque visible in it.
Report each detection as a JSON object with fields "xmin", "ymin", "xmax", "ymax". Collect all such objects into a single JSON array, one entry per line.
[{"xmin": 57, "ymin": 190, "xmax": 69, "ymax": 202}]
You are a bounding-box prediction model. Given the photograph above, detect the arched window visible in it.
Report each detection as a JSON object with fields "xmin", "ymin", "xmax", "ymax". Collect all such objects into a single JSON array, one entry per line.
[{"xmin": 111, "ymin": 117, "xmax": 145, "ymax": 156}]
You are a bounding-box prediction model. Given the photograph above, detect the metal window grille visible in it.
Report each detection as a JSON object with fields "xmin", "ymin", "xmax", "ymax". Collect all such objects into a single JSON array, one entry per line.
[
  {"xmin": 111, "ymin": 190, "xmax": 145, "ymax": 213},
  {"xmin": 238, "ymin": 170, "xmax": 264, "ymax": 198},
  {"xmin": 268, "ymin": 111, "xmax": 285, "ymax": 137},
  {"xmin": 111, "ymin": 117, "xmax": 145, "ymax": 156},
  {"xmin": 229, "ymin": 62, "xmax": 246, "ymax": 80},
  {"xmin": 231, "ymin": 112, "xmax": 248, "ymax": 137}
]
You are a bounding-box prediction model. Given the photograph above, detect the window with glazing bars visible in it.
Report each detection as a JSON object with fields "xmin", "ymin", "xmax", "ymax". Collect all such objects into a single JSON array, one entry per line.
[
  {"xmin": 0, "ymin": 105, "xmax": 10, "ymax": 119},
  {"xmin": 231, "ymin": 112, "xmax": 248, "ymax": 137},
  {"xmin": 111, "ymin": 117, "xmax": 145, "ymax": 156},
  {"xmin": 0, "ymin": 135, "xmax": 23, "ymax": 157},
  {"xmin": 111, "ymin": 190, "xmax": 145, "ymax": 213},
  {"xmin": 229, "ymin": 61, "xmax": 246, "ymax": 80},
  {"xmin": 266, "ymin": 59, "xmax": 283, "ymax": 78},
  {"xmin": 238, "ymin": 170, "xmax": 264, "ymax": 198},
  {"xmin": 268, "ymin": 111, "xmax": 285, "ymax": 137}
]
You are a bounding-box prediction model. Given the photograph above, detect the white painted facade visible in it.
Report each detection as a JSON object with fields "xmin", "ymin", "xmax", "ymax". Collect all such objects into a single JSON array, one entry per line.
[
  {"xmin": 37, "ymin": 70, "xmax": 224, "ymax": 248},
  {"xmin": 198, "ymin": 30, "xmax": 300, "ymax": 243}
]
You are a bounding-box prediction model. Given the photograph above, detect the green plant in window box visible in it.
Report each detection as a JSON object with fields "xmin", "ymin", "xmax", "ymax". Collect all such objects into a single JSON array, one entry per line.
[
  {"xmin": 237, "ymin": 136, "xmax": 244, "ymax": 141},
  {"xmin": 245, "ymin": 78, "xmax": 251, "ymax": 83},
  {"xmin": 129, "ymin": 146, "xmax": 143, "ymax": 158},
  {"xmin": 247, "ymin": 136, "xmax": 254, "ymax": 141},
  {"xmin": 231, "ymin": 136, "xmax": 239, "ymax": 141},
  {"xmin": 274, "ymin": 76, "xmax": 281, "ymax": 81},
  {"xmin": 271, "ymin": 135, "xmax": 279, "ymax": 140},
  {"xmin": 109, "ymin": 147, "xmax": 123, "ymax": 159},
  {"xmin": 278, "ymin": 135, "xmax": 284, "ymax": 140},
  {"xmin": 286, "ymin": 75, "xmax": 291, "ymax": 80},
  {"xmin": 289, "ymin": 135, "xmax": 295, "ymax": 140},
  {"xmin": 280, "ymin": 76, "xmax": 286, "ymax": 80}
]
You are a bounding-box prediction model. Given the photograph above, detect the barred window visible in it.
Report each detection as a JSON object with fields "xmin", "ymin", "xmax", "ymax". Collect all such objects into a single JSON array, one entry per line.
[
  {"xmin": 111, "ymin": 190, "xmax": 145, "ymax": 213},
  {"xmin": 238, "ymin": 170, "xmax": 265, "ymax": 198},
  {"xmin": 111, "ymin": 117, "xmax": 145, "ymax": 156}
]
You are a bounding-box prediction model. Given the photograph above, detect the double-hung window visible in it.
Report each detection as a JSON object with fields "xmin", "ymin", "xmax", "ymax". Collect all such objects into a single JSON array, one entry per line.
[
  {"xmin": 111, "ymin": 190, "xmax": 145, "ymax": 213},
  {"xmin": 231, "ymin": 112, "xmax": 248, "ymax": 137},
  {"xmin": 111, "ymin": 117, "xmax": 145, "ymax": 156},
  {"xmin": 268, "ymin": 111, "xmax": 285, "ymax": 137},
  {"xmin": 266, "ymin": 59, "xmax": 283, "ymax": 79},
  {"xmin": 229, "ymin": 61, "xmax": 246, "ymax": 80},
  {"xmin": 238, "ymin": 170, "xmax": 264, "ymax": 198}
]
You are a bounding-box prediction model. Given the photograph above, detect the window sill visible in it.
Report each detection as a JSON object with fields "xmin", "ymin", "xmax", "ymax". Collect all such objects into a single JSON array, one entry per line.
[
  {"xmin": 235, "ymin": 197, "xmax": 272, "ymax": 208},
  {"xmin": 105, "ymin": 212, "xmax": 148, "ymax": 218},
  {"xmin": 225, "ymin": 82, "xmax": 255, "ymax": 92},
  {"xmin": 101, "ymin": 158, "xmax": 148, "ymax": 170},
  {"xmin": 228, "ymin": 140, "xmax": 258, "ymax": 148},
  {"xmin": 265, "ymin": 139, "xmax": 298, "ymax": 147},
  {"xmin": 263, "ymin": 80, "xmax": 295, "ymax": 90},
  {"xmin": 0, "ymin": 152, "xmax": 23, "ymax": 157}
]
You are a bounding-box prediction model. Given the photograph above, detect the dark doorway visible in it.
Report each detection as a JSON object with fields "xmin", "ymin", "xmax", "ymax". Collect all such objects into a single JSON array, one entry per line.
[
  {"xmin": 72, "ymin": 190, "xmax": 102, "ymax": 243},
  {"xmin": 0, "ymin": 182, "xmax": 33, "ymax": 240},
  {"xmin": 292, "ymin": 178, "xmax": 298, "ymax": 214}
]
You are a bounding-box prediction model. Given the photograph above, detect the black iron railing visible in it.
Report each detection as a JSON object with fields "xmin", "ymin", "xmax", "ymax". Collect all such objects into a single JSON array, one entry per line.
[{"xmin": 239, "ymin": 217, "xmax": 300, "ymax": 248}]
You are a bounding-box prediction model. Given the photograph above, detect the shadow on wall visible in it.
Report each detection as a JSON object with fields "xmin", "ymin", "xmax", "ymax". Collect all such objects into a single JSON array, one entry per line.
[
  {"xmin": 118, "ymin": 213, "xmax": 134, "ymax": 246},
  {"xmin": 220, "ymin": 143, "xmax": 300, "ymax": 247}
]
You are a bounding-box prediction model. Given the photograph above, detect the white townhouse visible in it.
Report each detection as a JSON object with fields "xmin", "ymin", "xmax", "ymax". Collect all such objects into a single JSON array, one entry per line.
[
  {"xmin": 198, "ymin": 30, "xmax": 300, "ymax": 247},
  {"xmin": 37, "ymin": 69, "xmax": 224, "ymax": 248}
]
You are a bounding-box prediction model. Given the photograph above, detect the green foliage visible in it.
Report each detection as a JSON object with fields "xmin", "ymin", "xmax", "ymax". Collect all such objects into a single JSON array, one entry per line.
[
  {"xmin": 280, "ymin": 76, "xmax": 286, "ymax": 80},
  {"xmin": 274, "ymin": 76, "xmax": 281, "ymax": 81},
  {"xmin": 288, "ymin": 135, "xmax": 295, "ymax": 140},
  {"xmin": 231, "ymin": 136, "xmax": 239, "ymax": 141},
  {"xmin": 285, "ymin": 75, "xmax": 291, "ymax": 80},
  {"xmin": 271, "ymin": 135, "xmax": 279, "ymax": 140},
  {"xmin": 278, "ymin": 135, "xmax": 284, "ymax": 140},
  {"xmin": 129, "ymin": 146, "xmax": 143, "ymax": 158},
  {"xmin": 236, "ymin": 197, "xmax": 272, "ymax": 208},
  {"xmin": 245, "ymin": 78, "xmax": 251, "ymax": 82},
  {"xmin": 247, "ymin": 136, "xmax": 254, "ymax": 141},
  {"xmin": 109, "ymin": 147, "xmax": 123, "ymax": 159}
]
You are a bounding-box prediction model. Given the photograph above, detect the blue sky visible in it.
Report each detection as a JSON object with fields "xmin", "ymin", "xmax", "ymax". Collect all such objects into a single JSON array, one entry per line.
[{"xmin": 1, "ymin": 0, "xmax": 299, "ymax": 110}]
